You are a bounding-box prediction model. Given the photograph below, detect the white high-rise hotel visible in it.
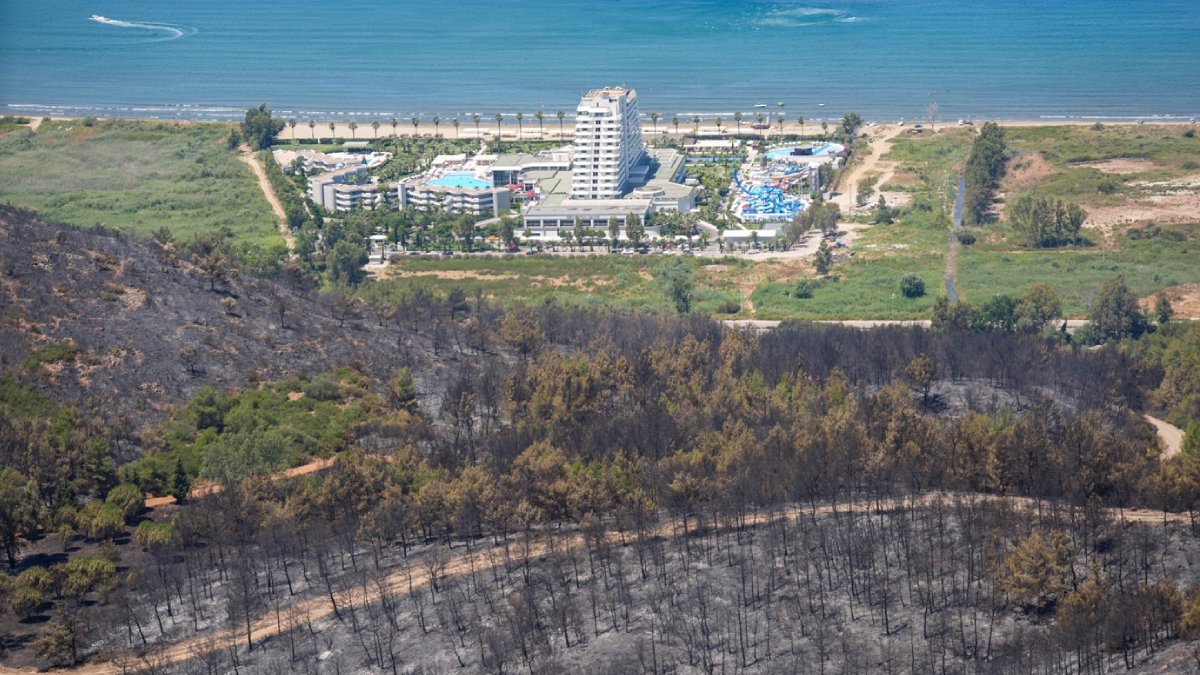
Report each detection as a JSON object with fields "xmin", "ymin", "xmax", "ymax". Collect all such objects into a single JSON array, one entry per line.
[{"xmin": 570, "ymin": 87, "xmax": 646, "ymax": 200}]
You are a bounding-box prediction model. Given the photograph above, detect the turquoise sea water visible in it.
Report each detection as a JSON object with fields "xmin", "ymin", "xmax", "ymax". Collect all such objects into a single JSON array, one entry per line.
[{"xmin": 1, "ymin": 1, "xmax": 1198, "ymax": 123}]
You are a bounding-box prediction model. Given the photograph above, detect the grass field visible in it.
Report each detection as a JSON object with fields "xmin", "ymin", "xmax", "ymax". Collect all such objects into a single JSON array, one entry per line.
[
  {"xmin": 749, "ymin": 130, "xmax": 973, "ymax": 320},
  {"xmin": 0, "ymin": 119, "xmax": 280, "ymax": 247},
  {"xmin": 957, "ymin": 228, "xmax": 1200, "ymax": 315},
  {"xmin": 373, "ymin": 254, "xmax": 744, "ymax": 315},
  {"xmin": 954, "ymin": 123, "xmax": 1200, "ymax": 314}
]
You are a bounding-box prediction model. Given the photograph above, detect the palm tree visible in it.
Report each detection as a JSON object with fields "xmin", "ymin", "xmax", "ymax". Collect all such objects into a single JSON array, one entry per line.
[
  {"xmin": 650, "ymin": 112, "xmax": 660, "ymax": 135},
  {"xmin": 734, "ymin": 112, "xmax": 743, "ymax": 135},
  {"xmin": 715, "ymin": 117, "xmax": 724, "ymax": 135},
  {"xmin": 348, "ymin": 120, "xmax": 358, "ymax": 139},
  {"xmin": 755, "ymin": 113, "xmax": 766, "ymax": 139},
  {"xmin": 797, "ymin": 116, "xmax": 805, "ymax": 137},
  {"xmin": 328, "ymin": 121, "xmax": 335, "ymax": 141},
  {"xmin": 390, "ymin": 117, "xmax": 398, "ymax": 137},
  {"xmin": 515, "ymin": 112, "xmax": 524, "ymax": 139},
  {"xmin": 556, "ymin": 110, "xmax": 566, "ymax": 138},
  {"xmin": 535, "ymin": 111, "xmax": 545, "ymax": 139},
  {"xmin": 777, "ymin": 113, "xmax": 786, "ymax": 136},
  {"xmin": 473, "ymin": 114, "xmax": 482, "ymax": 139},
  {"xmin": 288, "ymin": 119, "xmax": 297, "ymax": 141},
  {"xmin": 692, "ymin": 115, "xmax": 701, "ymax": 135},
  {"xmin": 371, "ymin": 120, "xmax": 380, "ymax": 139},
  {"xmin": 307, "ymin": 120, "xmax": 315, "ymax": 140},
  {"xmin": 452, "ymin": 118, "xmax": 460, "ymax": 138},
  {"xmin": 433, "ymin": 115, "xmax": 441, "ymax": 137},
  {"xmin": 410, "ymin": 116, "xmax": 420, "ymax": 136},
  {"xmin": 494, "ymin": 113, "xmax": 503, "ymax": 139},
  {"xmin": 672, "ymin": 116, "xmax": 680, "ymax": 135}
]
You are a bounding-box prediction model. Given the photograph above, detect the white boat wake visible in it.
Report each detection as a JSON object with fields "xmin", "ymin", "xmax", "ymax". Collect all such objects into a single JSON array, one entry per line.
[{"xmin": 89, "ymin": 15, "xmax": 197, "ymax": 41}]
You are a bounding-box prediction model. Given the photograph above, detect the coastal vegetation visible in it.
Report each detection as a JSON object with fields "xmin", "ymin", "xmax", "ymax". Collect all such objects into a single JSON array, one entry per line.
[
  {"xmin": 0, "ymin": 118, "xmax": 280, "ymax": 250},
  {"xmin": 955, "ymin": 124, "xmax": 1200, "ymax": 313}
]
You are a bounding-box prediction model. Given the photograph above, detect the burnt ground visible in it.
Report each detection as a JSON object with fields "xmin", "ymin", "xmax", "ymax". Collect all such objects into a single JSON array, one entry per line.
[
  {"xmin": 0, "ymin": 206, "xmax": 480, "ymax": 451},
  {"xmin": 68, "ymin": 499, "xmax": 1200, "ymax": 675}
]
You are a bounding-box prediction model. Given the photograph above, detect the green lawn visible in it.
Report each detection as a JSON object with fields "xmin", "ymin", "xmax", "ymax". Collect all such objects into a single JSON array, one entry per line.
[
  {"xmin": 0, "ymin": 119, "xmax": 280, "ymax": 247},
  {"xmin": 371, "ymin": 254, "xmax": 743, "ymax": 315},
  {"xmin": 957, "ymin": 230, "xmax": 1200, "ymax": 315}
]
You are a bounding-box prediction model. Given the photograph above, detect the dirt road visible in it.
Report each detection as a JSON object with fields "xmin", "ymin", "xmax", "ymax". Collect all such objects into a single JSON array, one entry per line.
[
  {"xmin": 1145, "ymin": 414, "xmax": 1186, "ymax": 459},
  {"xmin": 238, "ymin": 147, "xmax": 296, "ymax": 256},
  {"xmin": 832, "ymin": 124, "xmax": 904, "ymax": 212}
]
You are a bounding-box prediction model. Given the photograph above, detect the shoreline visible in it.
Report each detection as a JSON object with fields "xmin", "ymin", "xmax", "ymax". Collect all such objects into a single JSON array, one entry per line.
[{"xmin": 14, "ymin": 115, "xmax": 1198, "ymax": 144}]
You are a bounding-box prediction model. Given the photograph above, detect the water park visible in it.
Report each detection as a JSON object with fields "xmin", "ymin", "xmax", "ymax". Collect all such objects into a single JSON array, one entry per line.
[{"xmin": 733, "ymin": 142, "xmax": 844, "ymax": 222}]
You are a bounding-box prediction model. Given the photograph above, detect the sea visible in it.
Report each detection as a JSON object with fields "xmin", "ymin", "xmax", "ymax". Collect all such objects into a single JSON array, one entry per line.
[{"xmin": 1, "ymin": 0, "xmax": 1198, "ymax": 124}]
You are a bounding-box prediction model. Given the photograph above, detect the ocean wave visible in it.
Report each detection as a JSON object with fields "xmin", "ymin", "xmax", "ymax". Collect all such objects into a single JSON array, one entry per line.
[
  {"xmin": 89, "ymin": 15, "xmax": 198, "ymax": 42},
  {"xmin": 754, "ymin": 5, "xmax": 860, "ymax": 29}
]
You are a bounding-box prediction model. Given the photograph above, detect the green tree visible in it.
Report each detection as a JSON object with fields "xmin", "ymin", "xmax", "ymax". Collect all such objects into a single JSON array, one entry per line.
[
  {"xmin": 240, "ymin": 103, "xmax": 285, "ymax": 151},
  {"xmin": 170, "ymin": 457, "xmax": 191, "ymax": 503},
  {"xmin": 388, "ymin": 368, "xmax": 419, "ymax": 411},
  {"xmin": 873, "ymin": 195, "xmax": 894, "ymax": 224},
  {"xmin": 0, "ymin": 469, "xmax": 40, "ymax": 568},
  {"xmin": 841, "ymin": 112, "xmax": 864, "ymax": 139},
  {"xmin": 608, "ymin": 216, "xmax": 621, "ymax": 250},
  {"xmin": 326, "ymin": 239, "xmax": 368, "ymax": 286},
  {"xmin": 1089, "ymin": 275, "xmax": 1150, "ymax": 342},
  {"xmin": 1009, "ymin": 194, "xmax": 1086, "ymax": 247},
  {"xmin": 1156, "ymin": 291, "xmax": 1175, "ymax": 325},
  {"xmin": 654, "ymin": 259, "xmax": 694, "ymax": 315},
  {"xmin": 500, "ymin": 218, "xmax": 516, "ymax": 247},
  {"xmin": 1014, "ymin": 283, "xmax": 1063, "ymax": 334},
  {"xmin": 456, "ymin": 216, "xmax": 477, "ymax": 251},
  {"xmin": 625, "ymin": 213, "xmax": 645, "ymax": 245},
  {"xmin": 1001, "ymin": 531, "xmax": 1073, "ymax": 614},
  {"xmin": 814, "ymin": 240, "xmax": 833, "ymax": 276},
  {"xmin": 963, "ymin": 122, "xmax": 1007, "ymax": 225},
  {"xmin": 105, "ymin": 483, "xmax": 143, "ymax": 522},
  {"xmin": 1180, "ymin": 420, "xmax": 1200, "ymax": 457},
  {"xmin": 977, "ymin": 294, "xmax": 1019, "ymax": 332},
  {"xmin": 901, "ymin": 274, "xmax": 926, "ymax": 298}
]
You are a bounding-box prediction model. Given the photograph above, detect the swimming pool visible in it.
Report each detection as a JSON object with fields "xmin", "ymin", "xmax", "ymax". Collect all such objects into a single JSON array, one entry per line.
[
  {"xmin": 428, "ymin": 172, "xmax": 492, "ymax": 190},
  {"xmin": 765, "ymin": 143, "xmax": 843, "ymax": 161}
]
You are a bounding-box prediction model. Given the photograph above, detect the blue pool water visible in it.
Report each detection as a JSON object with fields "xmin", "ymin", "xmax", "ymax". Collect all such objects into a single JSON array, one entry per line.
[
  {"xmin": 428, "ymin": 173, "xmax": 491, "ymax": 190},
  {"xmin": 766, "ymin": 143, "xmax": 841, "ymax": 161},
  {"xmin": 1, "ymin": 1, "xmax": 1198, "ymax": 121}
]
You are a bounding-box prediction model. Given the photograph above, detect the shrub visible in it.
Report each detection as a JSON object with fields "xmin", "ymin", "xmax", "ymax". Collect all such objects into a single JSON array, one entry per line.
[
  {"xmin": 1182, "ymin": 160, "xmax": 1199, "ymax": 170},
  {"xmin": 105, "ymin": 483, "xmax": 144, "ymax": 522},
  {"xmin": 302, "ymin": 376, "xmax": 343, "ymax": 401},
  {"xmin": 715, "ymin": 299, "xmax": 741, "ymax": 314},
  {"xmin": 794, "ymin": 279, "xmax": 819, "ymax": 299},
  {"xmin": 956, "ymin": 231, "xmax": 977, "ymax": 246},
  {"xmin": 901, "ymin": 274, "xmax": 926, "ymax": 298},
  {"xmin": 1097, "ymin": 179, "xmax": 1120, "ymax": 195}
]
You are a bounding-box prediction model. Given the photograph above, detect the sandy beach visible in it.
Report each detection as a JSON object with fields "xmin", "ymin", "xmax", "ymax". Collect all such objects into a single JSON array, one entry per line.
[{"xmin": 268, "ymin": 116, "xmax": 1196, "ymax": 144}]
